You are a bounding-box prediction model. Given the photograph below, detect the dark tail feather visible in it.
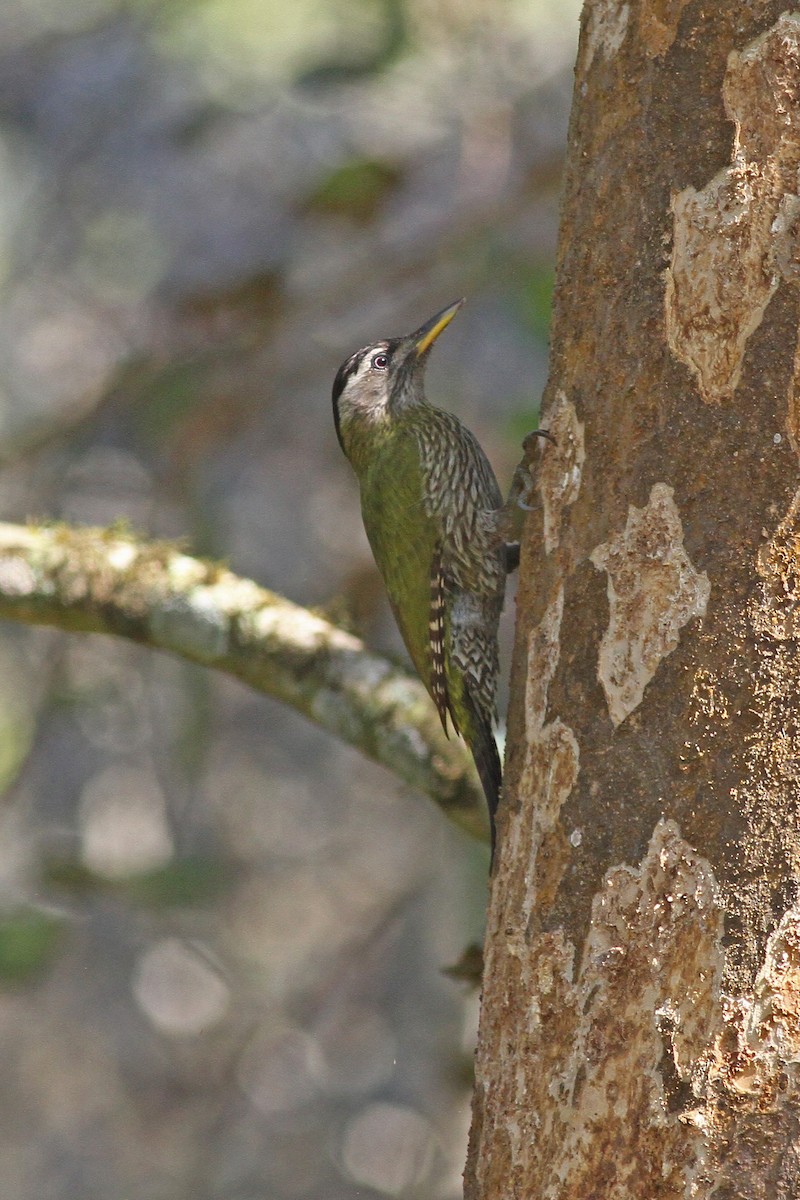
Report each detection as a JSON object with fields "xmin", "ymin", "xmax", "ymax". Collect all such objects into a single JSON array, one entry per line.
[{"xmin": 466, "ymin": 698, "xmax": 502, "ymax": 869}]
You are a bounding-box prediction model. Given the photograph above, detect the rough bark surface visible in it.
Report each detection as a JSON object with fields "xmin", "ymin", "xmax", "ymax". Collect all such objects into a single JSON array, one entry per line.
[{"xmin": 467, "ymin": 4, "xmax": 800, "ymax": 1197}]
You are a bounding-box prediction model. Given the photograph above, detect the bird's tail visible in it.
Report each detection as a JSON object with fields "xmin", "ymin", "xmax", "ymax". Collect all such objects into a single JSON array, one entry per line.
[{"xmin": 464, "ymin": 696, "xmax": 502, "ymax": 868}]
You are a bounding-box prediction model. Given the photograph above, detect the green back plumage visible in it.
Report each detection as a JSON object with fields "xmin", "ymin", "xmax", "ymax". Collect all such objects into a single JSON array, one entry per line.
[{"xmin": 358, "ymin": 424, "xmax": 438, "ymax": 694}]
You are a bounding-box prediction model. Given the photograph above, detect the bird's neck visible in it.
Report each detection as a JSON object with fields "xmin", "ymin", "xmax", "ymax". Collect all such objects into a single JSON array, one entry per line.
[{"xmin": 345, "ymin": 397, "xmax": 429, "ymax": 476}]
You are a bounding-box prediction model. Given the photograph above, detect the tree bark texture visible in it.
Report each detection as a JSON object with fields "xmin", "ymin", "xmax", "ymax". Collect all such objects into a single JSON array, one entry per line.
[{"xmin": 467, "ymin": 4, "xmax": 800, "ymax": 1197}]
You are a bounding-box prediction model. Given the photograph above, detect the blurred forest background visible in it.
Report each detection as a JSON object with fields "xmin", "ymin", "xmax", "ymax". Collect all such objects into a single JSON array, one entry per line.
[{"xmin": 0, "ymin": 1, "xmax": 579, "ymax": 1196}]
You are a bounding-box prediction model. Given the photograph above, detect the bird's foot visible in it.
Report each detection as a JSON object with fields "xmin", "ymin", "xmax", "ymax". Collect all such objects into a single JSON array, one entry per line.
[{"xmin": 497, "ymin": 428, "xmax": 554, "ymax": 551}]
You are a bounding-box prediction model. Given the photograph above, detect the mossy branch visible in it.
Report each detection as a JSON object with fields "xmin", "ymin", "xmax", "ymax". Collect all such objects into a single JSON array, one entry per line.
[{"xmin": 0, "ymin": 522, "xmax": 488, "ymax": 843}]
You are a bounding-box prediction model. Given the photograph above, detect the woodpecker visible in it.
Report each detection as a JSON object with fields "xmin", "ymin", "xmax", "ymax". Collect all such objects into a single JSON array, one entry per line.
[{"xmin": 332, "ymin": 299, "xmax": 509, "ymax": 862}]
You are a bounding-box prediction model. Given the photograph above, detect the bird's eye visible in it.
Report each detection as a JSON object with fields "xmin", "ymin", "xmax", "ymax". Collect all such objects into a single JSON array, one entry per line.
[{"xmin": 371, "ymin": 353, "xmax": 388, "ymax": 370}]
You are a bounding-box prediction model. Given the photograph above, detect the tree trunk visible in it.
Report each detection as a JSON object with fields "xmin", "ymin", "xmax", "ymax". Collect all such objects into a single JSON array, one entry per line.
[{"xmin": 467, "ymin": 5, "xmax": 800, "ymax": 1197}]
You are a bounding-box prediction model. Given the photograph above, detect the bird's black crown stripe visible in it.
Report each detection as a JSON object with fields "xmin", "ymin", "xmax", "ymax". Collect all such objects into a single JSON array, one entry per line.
[
  {"xmin": 332, "ymin": 349, "xmax": 363, "ymax": 407},
  {"xmin": 331, "ymin": 348, "xmax": 365, "ymax": 450}
]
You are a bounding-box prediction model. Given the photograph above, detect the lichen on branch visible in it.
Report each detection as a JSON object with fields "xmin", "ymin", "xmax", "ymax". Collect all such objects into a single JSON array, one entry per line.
[{"xmin": 0, "ymin": 521, "xmax": 487, "ymax": 843}]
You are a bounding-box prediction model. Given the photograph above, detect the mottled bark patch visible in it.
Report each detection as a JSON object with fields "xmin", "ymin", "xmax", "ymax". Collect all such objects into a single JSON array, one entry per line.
[
  {"xmin": 499, "ymin": 586, "xmax": 580, "ymax": 924},
  {"xmin": 580, "ymin": 0, "xmax": 630, "ymax": 72},
  {"xmin": 693, "ymin": 907, "xmax": 800, "ymax": 1197},
  {"xmin": 787, "ymin": 336, "xmax": 800, "ymax": 454},
  {"xmin": 469, "ymin": 820, "xmax": 724, "ymax": 1200},
  {"xmin": 537, "ymin": 391, "xmax": 585, "ymax": 555},
  {"xmin": 665, "ymin": 13, "xmax": 800, "ymax": 404},
  {"xmin": 723, "ymin": 487, "xmax": 800, "ymax": 987},
  {"xmin": 591, "ymin": 483, "xmax": 710, "ymax": 726},
  {"xmin": 752, "ymin": 486, "xmax": 800, "ymax": 643},
  {"xmin": 750, "ymin": 904, "xmax": 800, "ymax": 1064},
  {"xmin": 638, "ymin": 0, "xmax": 692, "ymax": 57}
]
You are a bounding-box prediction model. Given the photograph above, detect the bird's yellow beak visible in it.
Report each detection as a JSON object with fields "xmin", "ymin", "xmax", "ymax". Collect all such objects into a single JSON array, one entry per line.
[{"xmin": 413, "ymin": 298, "xmax": 465, "ymax": 357}]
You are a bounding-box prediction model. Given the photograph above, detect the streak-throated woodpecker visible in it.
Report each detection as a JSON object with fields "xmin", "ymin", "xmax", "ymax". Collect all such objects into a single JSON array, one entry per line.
[{"xmin": 332, "ymin": 299, "xmax": 509, "ymax": 861}]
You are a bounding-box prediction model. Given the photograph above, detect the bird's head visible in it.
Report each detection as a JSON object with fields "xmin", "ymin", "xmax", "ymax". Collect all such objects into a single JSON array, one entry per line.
[{"xmin": 332, "ymin": 298, "xmax": 464, "ymax": 461}]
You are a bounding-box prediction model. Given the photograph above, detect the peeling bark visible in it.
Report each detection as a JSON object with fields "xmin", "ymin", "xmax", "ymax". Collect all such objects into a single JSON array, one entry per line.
[
  {"xmin": 474, "ymin": 822, "xmax": 724, "ymax": 1199},
  {"xmin": 591, "ymin": 483, "xmax": 710, "ymax": 726},
  {"xmin": 468, "ymin": 4, "xmax": 800, "ymax": 1197},
  {"xmin": 538, "ymin": 391, "xmax": 585, "ymax": 555},
  {"xmin": 665, "ymin": 13, "xmax": 800, "ymax": 404}
]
